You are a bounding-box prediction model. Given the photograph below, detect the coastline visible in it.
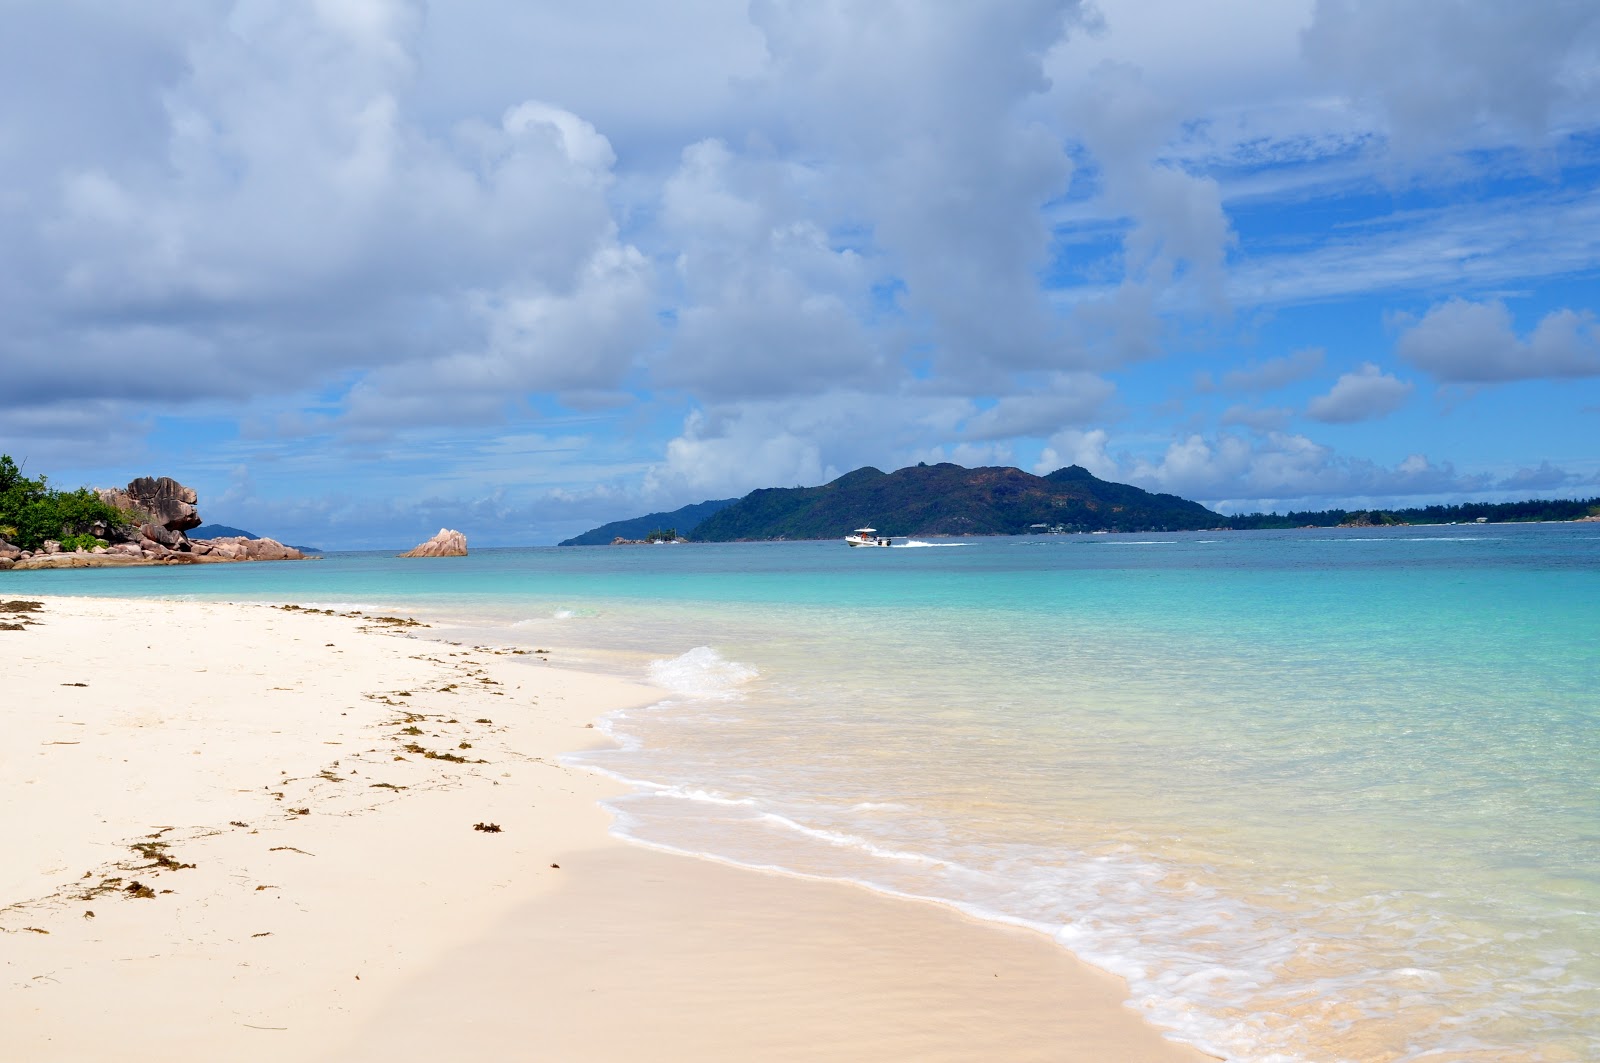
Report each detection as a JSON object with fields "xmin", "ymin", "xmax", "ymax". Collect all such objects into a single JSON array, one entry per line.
[{"xmin": 2, "ymin": 595, "xmax": 1208, "ymax": 1062}]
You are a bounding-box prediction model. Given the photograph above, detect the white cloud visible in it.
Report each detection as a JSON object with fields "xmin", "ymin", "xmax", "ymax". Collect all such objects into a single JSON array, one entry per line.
[
  {"xmin": 655, "ymin": 139, "xmax": 881, "ymax": 399},
  {"xmin": 1302, "ymin": 0, "xmax": 1600, "ymax": 156},
  {"xmin": 1305, "ymin": 362, "xmax": 1412, "ymax": 422},
  {"xmin": 745, "ymin": 0, "xmax": 1089, "ymax": 375},
  {"xmin": 1034, "ymin": 427, "xmax": 1118, "ymax": 479},
  {"xmin": 1120, "ymin": 430, "xmax": 1488, "ymax": 504},
  {"xmin": 1395, "ymin": 298, "xmax": 1600, "ymax": 382},
  {"xmin": 5, "ymin": 2, "xmax": 654, "ymax": 426},
  {"xmin": 1065, "ymin": 60, "xmax": 1237, "ymax": 360},
  {"xmin": 645, "ymin": 408, "xmax": 828, "ymax": 501}
]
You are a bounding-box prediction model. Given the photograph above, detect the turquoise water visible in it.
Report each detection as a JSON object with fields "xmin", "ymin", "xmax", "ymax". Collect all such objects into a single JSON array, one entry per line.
[{"xmin": 17, "ymin": 525, "xmax": 1600, "ymax": 1061}]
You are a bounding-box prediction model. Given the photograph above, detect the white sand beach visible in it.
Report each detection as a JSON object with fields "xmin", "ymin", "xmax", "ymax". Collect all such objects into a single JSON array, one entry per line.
[{"xmin": 1, "ymin": 596, "xmax": 1208, "ymax": 1062}]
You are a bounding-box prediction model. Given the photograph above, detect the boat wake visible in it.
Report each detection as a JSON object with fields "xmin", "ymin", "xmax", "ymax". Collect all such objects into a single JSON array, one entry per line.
[{"xmin": 894, "ymin": 540, "xmax": 967, "ymax": 548}]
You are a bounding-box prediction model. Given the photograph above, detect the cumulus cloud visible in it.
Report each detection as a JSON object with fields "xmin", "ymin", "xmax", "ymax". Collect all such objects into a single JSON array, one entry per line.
[
  {"xmin": 1066, "ymin": 61, "xmax": 1236, "ymax": 361},
  {"xmin": 1395, "ymin": 298, "xmax": 1600, "ymax": 382},
  {"xmin": 1303, "ymin": 0, "xmax": 1600, "ymax": 158},
  {"xmin": 1305, "ymin": 362, "xmax": 1412, "ymax": 422},
  {"xmin": 655, "ymin": 139, "xmax": 880, "ymax": 399},
  {"xmin": 4, "ymin": 1, "xmax": 655, "ymax": 425},
  {"xmin": 644, "ymin": 407, "xmax": 829, "ymax": 501},
  {"xmin": 1128, "ymin": 430, "xmax": 1486, "ymax": 503},
  {"xmin": 746, "ymin": 0, "xmax": 1089, "ymax": 375},
  {"xmin": 1034, "ymin": 427, "xmax": 1118, "ymax": 479},
  {"xmin": 1496, "ymin": 460, "xmax": 1576, "ymax": 492}
]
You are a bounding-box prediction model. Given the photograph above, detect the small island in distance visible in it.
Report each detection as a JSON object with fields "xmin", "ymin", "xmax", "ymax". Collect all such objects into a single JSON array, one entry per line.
[{"xmin": 562, "ymin": 462, "xmax": 1600, "ymax": 544}]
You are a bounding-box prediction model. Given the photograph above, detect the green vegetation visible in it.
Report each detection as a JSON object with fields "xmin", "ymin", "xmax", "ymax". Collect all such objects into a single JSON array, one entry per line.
[
  {"xmin": 0, "ymin": 455, "xmax": 134, "ymax": 550},
  {"xmin": 644, "ymin": 527, "xmax": 679, "ymax": 542},
  {"xmin": 688, "ymin": 462, "xmax": 1221, "ymax": 541},
  {"xmin": 1225, "ymin": 497, "xmax": 1600, "ymax": 529}
]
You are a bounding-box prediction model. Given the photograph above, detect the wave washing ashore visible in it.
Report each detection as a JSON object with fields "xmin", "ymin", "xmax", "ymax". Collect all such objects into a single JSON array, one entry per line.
[{"xmin": 13, "ymin": 523, "xmax": 1600, "ymax": 1062}]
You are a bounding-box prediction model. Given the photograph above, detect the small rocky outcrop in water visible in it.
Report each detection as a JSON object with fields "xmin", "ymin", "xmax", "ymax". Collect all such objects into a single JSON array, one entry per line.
[{"xmin": 399, "ymin": 528, "xmax": 468, "ymax": 558}]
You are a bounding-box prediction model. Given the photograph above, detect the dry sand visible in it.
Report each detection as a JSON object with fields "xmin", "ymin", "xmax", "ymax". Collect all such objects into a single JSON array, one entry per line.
[{"xmin": 1, "ymin": 595, "xmax": 1210, "ymax": 1062}]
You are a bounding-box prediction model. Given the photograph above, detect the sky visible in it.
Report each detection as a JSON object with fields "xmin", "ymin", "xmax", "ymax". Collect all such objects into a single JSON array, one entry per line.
[{"xmin": 2, "ymin": 0, "xmax": 1598, "ymax": 548}]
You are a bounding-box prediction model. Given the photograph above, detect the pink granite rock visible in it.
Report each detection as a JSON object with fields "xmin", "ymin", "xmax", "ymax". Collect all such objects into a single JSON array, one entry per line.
[
  {"xmin": 203, "ymin": 536, "xmax": 305, "ymax": 561},
  {"xmin": 399, "ymin": 528, "xmax": 468, "ymax": 558}
]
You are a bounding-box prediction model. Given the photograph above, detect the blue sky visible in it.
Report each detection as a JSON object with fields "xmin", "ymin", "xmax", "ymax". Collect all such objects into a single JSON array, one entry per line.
[{"xmin": 2, "ymin": 0, "xmax": 1597, "ymax": 547}]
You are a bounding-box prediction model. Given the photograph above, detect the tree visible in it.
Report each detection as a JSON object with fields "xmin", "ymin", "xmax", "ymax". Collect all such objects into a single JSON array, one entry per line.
[{"xmin": 0, "ymin": 455, "xmax": 135, "ymax": 550}]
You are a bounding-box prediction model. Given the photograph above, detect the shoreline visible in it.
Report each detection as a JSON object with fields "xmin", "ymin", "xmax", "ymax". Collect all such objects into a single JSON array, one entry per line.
[{"xmin": 2, "ymin": 594, "xmax": 1210, "ymax": 1062}]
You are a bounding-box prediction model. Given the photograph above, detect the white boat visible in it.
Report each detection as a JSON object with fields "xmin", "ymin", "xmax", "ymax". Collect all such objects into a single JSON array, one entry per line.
[{"xmin": 845, "ymin": 527, "xmax": 893, "ymax": 547}]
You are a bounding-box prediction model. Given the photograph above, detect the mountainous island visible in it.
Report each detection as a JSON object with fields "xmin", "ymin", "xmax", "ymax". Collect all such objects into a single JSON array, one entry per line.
[{"xmin": 568, "ymin": 463, "xmax": 1221, "ymax": 543}]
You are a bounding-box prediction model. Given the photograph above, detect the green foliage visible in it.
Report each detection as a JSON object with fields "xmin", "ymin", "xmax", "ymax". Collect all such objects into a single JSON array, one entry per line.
[
  {"xmin": 644, "ymin": 527, "xmax": 678, "ymax": 542},
  {"xmin": 1225, "ymin": 497, "xmax": 1600, "ymax": 529},
  {"xmin": 0, "ymin": 454, "xmax": 134, "ymax": 550},
  {"xmin": 58, "ymin": 534, "xmax": 108, "ymax": 553}
]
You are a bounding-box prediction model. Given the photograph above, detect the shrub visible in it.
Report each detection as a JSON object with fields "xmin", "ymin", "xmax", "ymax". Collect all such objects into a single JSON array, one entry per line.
[{"xmin": 0, "ymin": 455, "xmax": 135, "ymax": 550}]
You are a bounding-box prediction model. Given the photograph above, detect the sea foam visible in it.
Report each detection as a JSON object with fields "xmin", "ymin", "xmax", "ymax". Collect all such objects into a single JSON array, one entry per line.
[{"xmin": 646, "ymin": 646, "xmax": 758, "ymax": 700}]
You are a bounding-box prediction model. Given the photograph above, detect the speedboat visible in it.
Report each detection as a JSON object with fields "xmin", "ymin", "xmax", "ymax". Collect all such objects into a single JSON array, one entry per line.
[{"xmin": 845, "ymin": 527, "xmax": 893, "ymax": 547}]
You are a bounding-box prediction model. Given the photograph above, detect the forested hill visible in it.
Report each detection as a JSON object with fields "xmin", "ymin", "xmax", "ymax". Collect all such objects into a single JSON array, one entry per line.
[
  {"xmin": 558, "ymin": 497, "xmax": 737, "ymax": 546},
  {"xmin": 687, "ymin": 463, "xmax": 1221, "ymax": 541}
]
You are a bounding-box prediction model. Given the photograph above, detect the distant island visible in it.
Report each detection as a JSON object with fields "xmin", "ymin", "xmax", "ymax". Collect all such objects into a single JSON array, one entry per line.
[
  {"xmin": 558, "ymin": 498, "xmax": 736, "ymax": 546},
  {"xmin": 1229, "ymin": 498, "xmax": 1600, "ymax": 529},
  {"xmin": 564, "ymin": 463, "xmax": 1219, "ymax": 543},
  {"xmin": 561, "ymin": 462, "xmax": 1600, "ymax": 544}
]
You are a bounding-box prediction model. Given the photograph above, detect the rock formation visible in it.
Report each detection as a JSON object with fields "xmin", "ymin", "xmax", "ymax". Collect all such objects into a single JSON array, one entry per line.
[
  {"xmin": 101, "ymin": 476, "xmax": 201, "ymax": 534},
  {"xmin": 399, "ymin": 528, "xmax": 468, "ymax": 558},
  {"xmin": 5, "ymin": 475, "xmax": 310, "ymax": 569},
  {"xmin": 191, "ymin": 536, "xmax": 305, "ymax": 561}
]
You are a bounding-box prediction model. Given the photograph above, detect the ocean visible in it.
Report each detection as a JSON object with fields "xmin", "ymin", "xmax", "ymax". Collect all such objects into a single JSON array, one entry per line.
[{"xmin": 18, "ymin": 523, "xmax": 1599, "ymax": 1062}]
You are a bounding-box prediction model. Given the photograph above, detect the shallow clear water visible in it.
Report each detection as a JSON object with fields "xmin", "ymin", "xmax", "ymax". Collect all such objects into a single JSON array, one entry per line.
[{"xmin": 19, "ymin": 525, "xmax": 1600, "ymax": 1062}]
